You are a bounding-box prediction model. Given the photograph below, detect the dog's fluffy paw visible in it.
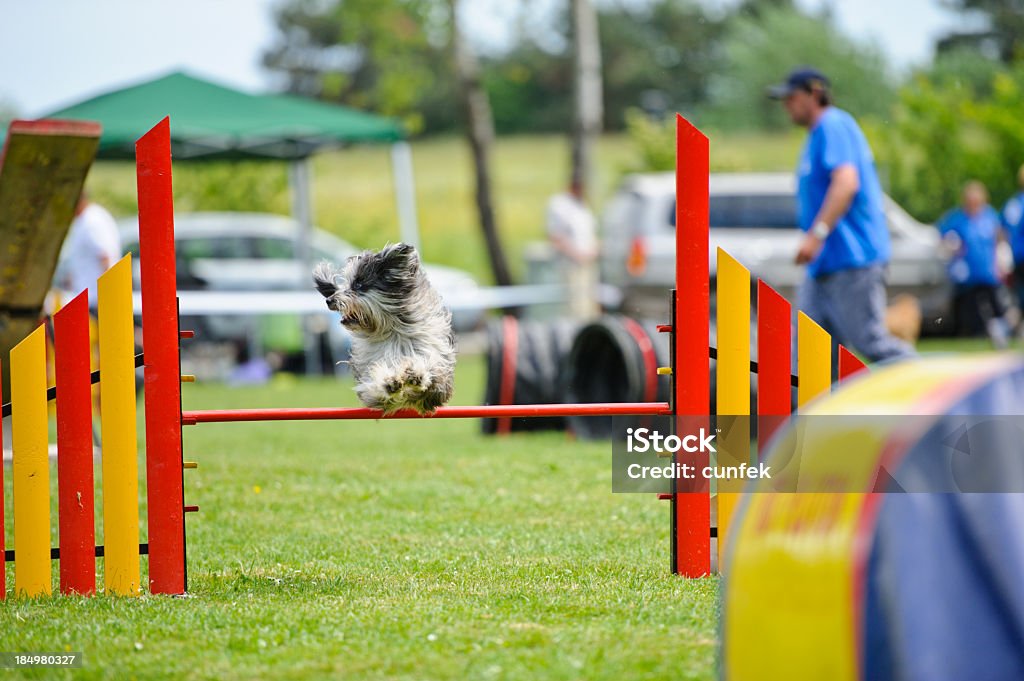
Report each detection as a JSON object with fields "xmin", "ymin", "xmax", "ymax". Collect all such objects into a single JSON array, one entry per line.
[
  {"xmin": 401, "ymin": 361, "xmax": 432, "ymax": 393},
  {"xmin": 359, "ymin": 359, "xmax": 448, "ymax": 414},
  {"xmin": 383, "ymin": 375, "xmax": 403, "ymax": 396}
]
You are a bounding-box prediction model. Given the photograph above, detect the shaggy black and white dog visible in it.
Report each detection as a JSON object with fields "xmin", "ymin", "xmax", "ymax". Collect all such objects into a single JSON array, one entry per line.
[{"xmin": 313, "ymin": 243, "xmax": 455, "ymax": 414}]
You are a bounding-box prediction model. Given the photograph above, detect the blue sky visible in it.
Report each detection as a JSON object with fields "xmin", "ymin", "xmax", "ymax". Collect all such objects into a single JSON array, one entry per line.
[{"xmin": 0, "ymin": 0, "xmax": 964, "ymax": 116}]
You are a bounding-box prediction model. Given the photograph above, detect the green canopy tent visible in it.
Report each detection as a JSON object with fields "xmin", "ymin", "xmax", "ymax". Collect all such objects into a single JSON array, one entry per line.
[
  {"xmin": 40, "ymin": 70, "xmax": 421, "ymax": 372},
  {"xmin": 41, "ymin": 70, "xmax": 421, "ymax": 257}
]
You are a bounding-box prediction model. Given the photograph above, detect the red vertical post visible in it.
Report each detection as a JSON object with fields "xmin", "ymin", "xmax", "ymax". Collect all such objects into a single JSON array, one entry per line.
[
  {"xmin": 54, "ymin": 292, "xmax": 96, "ymax": 595},
  {"xmin": 137, "ymin": 118, "xmax": 186, "ymax": 595},
  {"xmin": 838, "ymin": 345, "xmax": 867, "ymax": 382},
  {"xmin": 495, "ymin": 316, "xmax": 518, "ymax": 435},
  {"xmin": 673, "ymin": 115, "xmax": 711, "ymax": 577},
  {"xmin": 756, "ymin": 281, "xmax": 792, "ymax": 452}
]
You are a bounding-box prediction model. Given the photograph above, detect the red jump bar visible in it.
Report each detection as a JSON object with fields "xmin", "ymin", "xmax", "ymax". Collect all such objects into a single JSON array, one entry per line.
[{"xmin": 181, "ymin": 402, "xmax": 672, "ymax": 425}]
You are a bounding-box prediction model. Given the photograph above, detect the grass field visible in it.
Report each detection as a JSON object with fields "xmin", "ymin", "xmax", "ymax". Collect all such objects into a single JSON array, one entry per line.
[
  {"xmin": 0, "ymin": 335, "xmax": 1014, "ymax": 679},
  {"xmin": 85, "ymin": 130, "xmax": 805, "ymax": 283},
  {"xmin": 1, "ymin": 356, "xmax": 718, "ymax": 680},
  {"xmin": 6, "ymin": 126, "xmax": 1014, "ymax": 678}
]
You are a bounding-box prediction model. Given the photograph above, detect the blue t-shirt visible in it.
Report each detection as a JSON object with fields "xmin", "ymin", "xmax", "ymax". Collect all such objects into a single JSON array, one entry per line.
[
  {"xmin": 937, "ymin": 206, "xmax": 1001, "ymax": 287},
  {"xmin": 797, "ymin": 107, "xmax": 891, "ymax": 278},
  {"xmin": 1000, "ymin": 191, "xmax": 1024, "ymax": 265}
]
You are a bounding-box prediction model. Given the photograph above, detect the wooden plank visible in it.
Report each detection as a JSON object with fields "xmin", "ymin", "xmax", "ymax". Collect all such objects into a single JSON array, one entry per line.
[
  {"xmin": 715, "ymin": 249, "xmax": 750, "ymax": 569},
  {"xmin": 838, "ymin": 345, "xmax": 868, "ymax": 383},
  {"xmin": 0, "ymin": 120, "xmax": 100, "ymax": 363},
  {"xmin": 98, "ymin": 255, "xmax": 140, "ymax": 595},
  {"xmin": 716, "ymin": 251, "xmax": 751, "ymax": 414},
  {"xmin": 756, "ymin": 281, "xmax": 792, "ymax": 451},
  {"xmin": 54, "ymin": 291, "xmax": 95, "ymax": 595},
  {"xmin": 137, "ymin": 118, "xmax": 187, "ymax": 595},
  {"xmin": 11, "ymin": 325, "xmax": 50, "ymax": 596},
  {"xmin": 797, "ymin": 313, "xmax": 831, "ymax": 407},
  {"xmin": 673, "ymin": 115, "xmax": 711, "ymax": 577}
]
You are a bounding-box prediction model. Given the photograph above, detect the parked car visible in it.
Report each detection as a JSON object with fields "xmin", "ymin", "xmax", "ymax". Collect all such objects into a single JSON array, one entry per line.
[
  {"xmin": 600, "ymin": 172, "xmax": 951, "ymax": 334},
  {"xmin": 118, "ymin": 212, "xmax": 484, "ymax": 339}
]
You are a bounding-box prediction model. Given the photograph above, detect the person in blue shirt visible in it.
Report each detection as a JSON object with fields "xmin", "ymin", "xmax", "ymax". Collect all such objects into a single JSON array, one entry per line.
[
  {"xmin": 939, "ymin": 180, "xmax": 1011, "ymax": 348},
  {"xmin": 768, "ymin": 67, "xmax": 914, "ymax": 366},
  {"xmin": 1000, "ymin": 164, "xmax": 1024, "ymax": 330}
]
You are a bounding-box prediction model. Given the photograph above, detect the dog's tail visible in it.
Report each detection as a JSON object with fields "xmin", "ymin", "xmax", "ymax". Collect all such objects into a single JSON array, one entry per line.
[{"xmin": 312, "ymin": 261, "xmax": 340, "ymax": 299}]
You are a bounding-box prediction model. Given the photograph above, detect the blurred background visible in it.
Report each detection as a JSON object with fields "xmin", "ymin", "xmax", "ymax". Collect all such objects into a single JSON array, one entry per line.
[{"xmin": 3, "ymin": 0, "xmax": 1022, "ymax": 381}]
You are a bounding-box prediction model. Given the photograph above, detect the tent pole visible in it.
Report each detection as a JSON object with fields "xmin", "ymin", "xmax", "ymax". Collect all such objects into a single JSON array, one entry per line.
[
  {"xmin": 390, "ymin": 142, "xmax": 421, "ymax": 250},
  {"xmin": 289, "ymin": 158, "xmax": 320, "ymax": 376}
]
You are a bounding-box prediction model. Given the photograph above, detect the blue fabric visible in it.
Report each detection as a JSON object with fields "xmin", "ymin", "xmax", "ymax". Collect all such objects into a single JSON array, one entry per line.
[
  {"xmin": 862, "ymin": 367, "xmax": 1024, "ymax": 681},
  {"xmin": 937, "ymin": 206, "xmax": 1001, "ymax": 287},
  {"xmin": 796, "ymin": 107, "xmax": 890, "ymax": 277},
  {"xmin": 1000, "ymin": 191, "xmax": 1024, "ymax": 264}
]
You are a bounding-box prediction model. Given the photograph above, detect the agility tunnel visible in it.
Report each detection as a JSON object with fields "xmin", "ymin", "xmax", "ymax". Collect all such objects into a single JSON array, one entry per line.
[
  {"xmin": 721, "ymin": 354, "xmax": 1024, "ymax": 680},
  {"xmin": 481, "ymin": 315, "xmax": 669, "ymax": 439},
  {"xmin": 481, "ymin": 316, "xmax": 578, "ymax": 434},
  {"xmin": 564, "ymin": 316, "xmax": 670, "ymax": 439}
]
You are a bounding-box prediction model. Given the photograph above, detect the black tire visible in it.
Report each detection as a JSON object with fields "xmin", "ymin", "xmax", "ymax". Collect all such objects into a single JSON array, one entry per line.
[
  {"xmin": 481, "ymin": 317, "xmax": 579, "ymax": 434},
  {"xmin": 564, "ymin": 316, "xmax": 670, "ymax": 439}
]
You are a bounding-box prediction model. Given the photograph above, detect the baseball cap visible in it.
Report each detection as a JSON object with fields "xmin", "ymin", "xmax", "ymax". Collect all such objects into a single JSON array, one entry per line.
[{"xmin": 766, "ymin": 67, "xmax": 831, "ymax": 99}]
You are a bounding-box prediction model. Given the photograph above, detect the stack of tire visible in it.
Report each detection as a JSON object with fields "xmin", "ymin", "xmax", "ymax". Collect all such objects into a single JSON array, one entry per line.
[
  {"xmin": 481, "ymin": 316, "xmax": 578, "ymax": 434},
  {"xmin": 482, "ymin": 315, "xmax": 669, "ymax": 438}
]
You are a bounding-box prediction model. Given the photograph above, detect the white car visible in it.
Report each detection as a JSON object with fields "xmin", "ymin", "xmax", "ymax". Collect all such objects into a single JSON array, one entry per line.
[
  {"xmin": 118, "ymin": 212, "xmax": 484, "ymax": 336},
  {"xmin": 601, "ymin": 172, "xmax": 951, "ymax": 333}
]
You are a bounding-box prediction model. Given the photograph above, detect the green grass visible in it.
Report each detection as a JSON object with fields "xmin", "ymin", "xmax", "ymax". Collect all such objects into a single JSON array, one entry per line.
[
  {"xmin": 1, "ymin": 356, "xmax": 718, "ymax": 680},
  {"xmin": 85, "ymin": 131, "xmax": 802, "ymax": 284}
]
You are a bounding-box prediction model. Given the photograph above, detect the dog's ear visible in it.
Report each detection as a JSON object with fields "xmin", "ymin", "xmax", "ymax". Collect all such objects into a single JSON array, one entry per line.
[
  {"xmin": 379, "ymin": 243, "xmax": 419, "ymax": 272},
  {"xmin": 312, "ymin": 261, "xmax": 340, "ymax": 303}
]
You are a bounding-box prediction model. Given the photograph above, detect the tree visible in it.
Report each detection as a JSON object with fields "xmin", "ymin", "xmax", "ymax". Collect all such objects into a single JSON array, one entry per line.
[
  {"xmin": 708, "ymin": 4, "xmax": 894, "ymax": 129},
  {"xmin": 937, "ymin": 0, "xmax": 1024, "ymax": 63},
  {"xmin": 596, "ymin": 0, "xmax": 724, "ymax": 127},
  {"xmin": 926, "ymin": 46, "xmax": 1006, "ymax": 97},
  {"xmin": 450, "ymin": 0, "xmax": 513, "ymax": 286},
  {"xmin": 872, "ymin": 59, "xmax": 1024, "ymax": 223},
  {"xmin": 477, "ymin": 0, "xmax": 724, "ymax": 133},
  {"xmin": 570, "ymin": 0, "xmax": 602, "ymax": 197},
  {"xmin": 481, "ymin": 41, "xmax": 573, "ymax": 133},
  {"xmin": 262, "ymin": 0, "xmax": 456, "ymax": 134}
]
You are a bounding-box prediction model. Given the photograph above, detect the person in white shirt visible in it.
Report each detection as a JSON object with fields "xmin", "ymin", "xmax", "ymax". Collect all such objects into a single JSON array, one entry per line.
[
  {"xmin": 55, "ymin": 191, "xmax": 121, "ymax": 309},
  {"xmin": 546, "ymin": 179, "xmax": 599, "ymax": 319}
]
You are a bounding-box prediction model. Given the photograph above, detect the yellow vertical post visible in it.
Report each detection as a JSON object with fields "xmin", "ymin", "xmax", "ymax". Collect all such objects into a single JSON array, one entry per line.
[
  {"xmin": 98, "ymin": 255, "xmax": 140, "ymax": 595},
  {"xmin": 11, "ymin": 325, "xmax": 51, "ymax": 596},
  {"xmin": 716, "ymin": 249, "xmax": 750, "ymax": 569},
  {"xmin": 798, "ymin": 312, "xmax": 832, "ymax": 407}
]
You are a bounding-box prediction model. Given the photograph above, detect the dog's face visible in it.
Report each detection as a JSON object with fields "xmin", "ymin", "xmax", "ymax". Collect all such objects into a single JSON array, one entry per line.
[{"xmin": 321, "ymin": 243, "xmax": 420, "ymax": 334}]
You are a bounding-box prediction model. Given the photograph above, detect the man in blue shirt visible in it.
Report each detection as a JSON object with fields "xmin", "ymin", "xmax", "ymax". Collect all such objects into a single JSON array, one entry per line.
[
  {"xmin": 940, "ymin": 180, "xmax": 1011, "ymax": 347},
  {"xmin": 1000, "ymin": 164, "xmax": 1024, "ymax": 329},
  {"xmin": 768, "ymin": 67, "xmax": 914, "ymax": 366}
]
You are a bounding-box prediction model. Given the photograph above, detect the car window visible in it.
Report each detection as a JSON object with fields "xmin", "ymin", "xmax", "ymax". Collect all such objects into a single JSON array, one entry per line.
[
  {"xmin": 670, "ymin": 194, "xmax": 798, "ymax": 229},
  {"xmin": 179, "ymin": 236, "xmax": 256, "ymax": 259},
  {"xmin": 253, "ymin": 237, "xmax": 296, "ymax": 259}
]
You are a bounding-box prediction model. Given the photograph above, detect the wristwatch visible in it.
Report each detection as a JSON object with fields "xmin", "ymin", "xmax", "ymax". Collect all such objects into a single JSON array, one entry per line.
[{"xmin": 811, "ymin": 220, "xmax": 831, "ymax": 240}]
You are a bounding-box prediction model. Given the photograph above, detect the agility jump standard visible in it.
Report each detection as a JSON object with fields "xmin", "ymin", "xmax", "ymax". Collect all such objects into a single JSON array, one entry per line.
[
  {"xmin": 174, "ymin": 116, "xmax": 864, "ymax": 577},
  {"xmin": 1, "ymin": 115, "xmax": 864, "ymax": 599}
]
